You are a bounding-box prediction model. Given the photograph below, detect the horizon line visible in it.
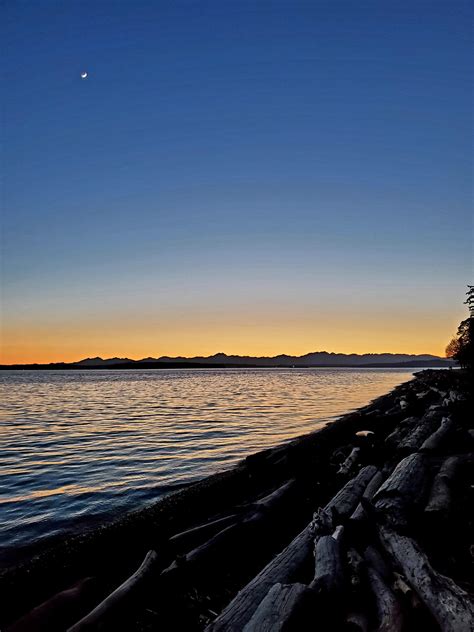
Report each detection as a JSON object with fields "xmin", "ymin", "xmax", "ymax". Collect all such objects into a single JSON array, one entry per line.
[{"xmin": 0, "ymin": 349, "xmax": 449, "ymax": 366}]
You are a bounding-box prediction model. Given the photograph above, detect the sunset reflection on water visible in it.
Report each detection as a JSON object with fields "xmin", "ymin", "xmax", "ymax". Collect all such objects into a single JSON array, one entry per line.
[{"xmin": 0, "ymin": 367, "xmax": 414, "ymax": 562}]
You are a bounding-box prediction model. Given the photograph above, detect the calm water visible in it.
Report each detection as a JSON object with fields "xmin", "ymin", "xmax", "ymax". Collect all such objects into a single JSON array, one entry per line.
[{"xmin": 0, "ymin": 368, "xmax": 415, "ymax": 564}]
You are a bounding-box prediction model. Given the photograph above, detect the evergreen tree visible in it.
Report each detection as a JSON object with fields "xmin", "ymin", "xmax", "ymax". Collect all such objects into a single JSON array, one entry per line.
[{"xmin": 446, "ymin": 286, "xmax": 474, "ymax": 370}]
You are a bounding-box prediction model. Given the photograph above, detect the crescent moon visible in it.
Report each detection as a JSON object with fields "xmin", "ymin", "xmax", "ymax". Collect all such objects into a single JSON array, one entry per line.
[{"xmin": 80, "ymin": 72, "xmax": 88, "ymax": 79}]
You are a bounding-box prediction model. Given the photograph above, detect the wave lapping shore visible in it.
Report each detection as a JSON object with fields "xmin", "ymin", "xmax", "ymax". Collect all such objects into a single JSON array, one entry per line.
[{"xmin": 2, "ymin": 369, "xmax": 473, "ymax": 631}]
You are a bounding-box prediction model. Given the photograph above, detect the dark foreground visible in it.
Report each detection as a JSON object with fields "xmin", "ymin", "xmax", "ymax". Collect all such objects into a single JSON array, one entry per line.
[{"xmin": 1, "ymin": 370, "xmax": 473, "ymax": 631}]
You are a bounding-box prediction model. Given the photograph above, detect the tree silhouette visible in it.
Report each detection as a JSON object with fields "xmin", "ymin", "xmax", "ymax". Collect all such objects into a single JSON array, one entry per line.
[
  {"xmin": 464, "ymin": 284, "xmax": 474, "ymax": 316},
  {"xmin": 446, "ymin": 286, "xmax": 474, "ymax": 370},
  {"xmin": 445, "ymin": 337, "xmax": 460, "ymax": 360}
]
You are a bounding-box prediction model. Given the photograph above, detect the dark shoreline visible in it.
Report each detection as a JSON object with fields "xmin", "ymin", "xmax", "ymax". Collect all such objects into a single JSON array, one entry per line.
[
  {"xmin": 0, "ymin": 360, "xmax": 454, "ymax": 370},
  {"xmin": 1, "ymin": 369, "xmax": 472, "ymax": 630}
]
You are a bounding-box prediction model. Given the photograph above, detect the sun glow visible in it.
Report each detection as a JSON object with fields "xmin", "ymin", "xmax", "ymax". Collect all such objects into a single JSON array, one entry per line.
[{"xmin": 0, "ymin": 304, "xmax": 460, "ymax": 364}]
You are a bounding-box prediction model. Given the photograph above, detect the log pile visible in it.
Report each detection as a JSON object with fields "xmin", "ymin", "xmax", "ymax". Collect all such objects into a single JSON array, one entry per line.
[{"xmin": 1, "ymin": 369, "xmax": 473, "ymax": 631}]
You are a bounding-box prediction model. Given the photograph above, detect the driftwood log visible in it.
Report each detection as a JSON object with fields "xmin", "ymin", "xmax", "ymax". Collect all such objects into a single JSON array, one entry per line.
[
  {"xmin": 424, "ymin": 456, "xmax": 459, "ymax": 521},
  {"xmin": 309, "ymin": 533, "xmax": 345, "ymax": 598},
  {"xmin": 392, "ymin": 571, "xmax": 420, "ymax": 610},
  {"xmin": 337, "ymin": 447, "xmax": 361, "ymax": 476},
  {"xmin": 420, "ymin": 416, "xmax": 455, "ymax": 453},
  {"xmin": 397, "ymin": 410, "xmax": 443, "ymax": 454},
  {"xmin": 242, "ymin": 582, "xmax": 313, "ymax": 632},
  {"xmin": 162, "ymin": 479, "xmax": 296, "ymax": 577},
  {"xmin": 344, "ymin": 548, "xmax": 370, "ymax": 631},
  {"xmin": 323, "ymin": 465, "xmax": 378, "ymax": 525},
  {"xmin": 346, "ymin": 548, "xmax": 365, "ymax": 593},
  {"xmin": 398, "ymin": 397, "xmax": 408, "ymax": 411},
  {"xmin": 244, "ymin": 529, "xmax": 347, "ymax": 631},
  {"xmin": 67, "ymin": 551, "xmax": 162, "ymax": 632},
  {"xmin": 372, "ymin": 454, "xmax": 429, "ymax": 531},
  {"xmin": 204, "ymin": 522, "xmax": 315, "ymax": 632},
  {"xmin": 385, "ymin": 417, "xmax": 418, "ymax": 449},
  {"xmin": 206, "ymin": 466, "xmax": 377, "ymax": 632},
  {"xmin": 345, "ymin": 611, "xmax": 369, "ymax": 632},
  {"xmin": 363, "ymin": 546, "xmax": 391, "ymax": 583},
  {"xmin": 350, "ymin": 470, "xmax": 384, "ymax": 525},
  {"xmin": 378, "ymin": 527, "xmax": 474, "ymax": 632},
  {"xmin": 169, "ymin": 514, "xmax": 240, "ymax": 552},
  {"xmin": 366, "ymin": 566, "xmax": 403, "ymax": 632}
]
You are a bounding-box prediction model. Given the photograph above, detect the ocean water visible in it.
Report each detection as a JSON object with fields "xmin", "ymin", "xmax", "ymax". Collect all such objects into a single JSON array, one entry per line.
[{"xmin": 0, "ymin": 368, "xmax": 415, "ymax": 564}]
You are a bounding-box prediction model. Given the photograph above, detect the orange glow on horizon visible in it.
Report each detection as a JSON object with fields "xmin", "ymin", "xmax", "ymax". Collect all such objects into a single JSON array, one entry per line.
[{"xmin": 1, "ymin": 306, "xmax": 462, "ymax": 364}]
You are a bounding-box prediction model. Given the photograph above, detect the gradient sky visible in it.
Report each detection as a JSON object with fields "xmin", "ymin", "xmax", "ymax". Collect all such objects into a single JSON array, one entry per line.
[{"xmin": 1, "ymin": 0, "xmax": 472, "ymax": 363}]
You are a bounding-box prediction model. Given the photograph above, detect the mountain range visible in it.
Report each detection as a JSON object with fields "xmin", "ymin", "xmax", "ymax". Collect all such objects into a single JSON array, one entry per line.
[{"xmin": 0, "ymin": 352, "xmax": 454, "ymax": 370}]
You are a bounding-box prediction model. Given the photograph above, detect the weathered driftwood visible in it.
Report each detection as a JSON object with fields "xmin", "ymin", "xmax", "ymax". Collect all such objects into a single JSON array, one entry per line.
[
  {"xmin": 252, "ymin": 479, "xmax": 297, "ymax": 512},
  {"xmin": 331, "ymin": 446, "xmax": 350, "ymax": 468},
  {"xmin": 169, "ymin": 479, "xmax": 296, "ymax": 558},
  {"xmin": 6, "ymin": 577, "xmax": 97, "ymax": 632},
  {"xmin": 363, "ymin": 546, "xmax": 391, "ymax": 583},
  {"xmin": 346, "ymin": 548, "xmax": 365, "ymax": 593},
  {"xmin": 67, "ymin": 550, "xmax": 161, "ymax": 632},
  {"xmin": 420, "ymin": 416, "xmax": 455, "ymax": 453},
  {"xmin": 383, "ymin": 405, "xmax": 404, "ymax": 419},
  {"xmin": 306, "ymin": 527, "xmax": 347, "ymax": 626},
  {"xmin": 204, "ymin": 522, "xmax": 315, "ymax": 632},
  {"xmin": 378, "ymin": 527, "xmax": 474, "ymax": 632},
  {"xmin": 392, "ymin": 572, "xmax": 413, "ymax": 598},
  {"xmin": 366, "ymin": 566, "xmax": 403, "ymax": 632},
  {"xmin": 374, "ymin": 454, "xmax": 426, "ymax": 501},
  {"xmin": 344, "ymin": 611, "xmax": 369, "ymax": 632},
  {"xmin": 332, "ymin": 524, "xmax": 345, "ymax": 543},
  {"xmin": 430, "ymin": 387, "xmax": 448, "ymax": 398},
  {"xmin": 169, "ymin": 479, "xmax": 296, "ymax": 569},
  {"xmin": 309, "ymin": 534, "xmax": 345, "ymax": 599},
  {"xmin": 206, "ymin": 466, "xmax": 377, "ymax": 632},
  {"xmin": 442, "ymin": 390, "xmax": 463, "ymax": 407},
  {"xmin": 350, "ymin": 470, "xmax": 384, "ymax": 524},
  {"xmin": 169, "ymin": 514, "xmax": 240, "ymax": 551},
  {"xmin": 372, "ymin": 454, "xmax": 429, "ymax": 530},
  {"xmin": 242, "ymin": 582, "xmax": 313, "ymax": 632},
  {"xmin": 397, "ymin": 410, "xmax": 443, "ymax": 453},
  {"xmin": 384, "ymin": 417, "xmax": 418, "ymax": 449},
  {"xmin": 337, "ymin": 447, "xmax": 361, "ymax": 476},
  {"xmin": 344, "ymin": 548, "xmax": 371, "ymax": 631},
  {"xmin": 324, "ymin": 465, "xmax": 378, "ymax": 524},
  {"xmin": 355, "ymin": 430, "xmax": 374, "ymax": 439},
  {"xmin": 424, "ymin": 456, "xmax": 459, "ymax": 519}
]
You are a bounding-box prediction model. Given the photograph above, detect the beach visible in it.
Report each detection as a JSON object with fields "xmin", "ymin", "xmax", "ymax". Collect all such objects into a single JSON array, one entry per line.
[{"xmin": 1, "ymin": 369, "xmax": 472, "ymax": 631}]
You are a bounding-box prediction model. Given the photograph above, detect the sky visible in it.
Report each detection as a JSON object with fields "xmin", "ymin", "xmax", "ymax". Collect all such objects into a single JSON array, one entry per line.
[{"xmin": 1, "ymin": 0, "xmax": 472, "ymax": 363}]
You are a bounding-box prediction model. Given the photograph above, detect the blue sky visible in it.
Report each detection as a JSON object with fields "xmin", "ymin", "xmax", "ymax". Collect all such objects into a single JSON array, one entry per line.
[{"xmin": 2, "ymin": 1, "xmax": 472, "ymax": 361}]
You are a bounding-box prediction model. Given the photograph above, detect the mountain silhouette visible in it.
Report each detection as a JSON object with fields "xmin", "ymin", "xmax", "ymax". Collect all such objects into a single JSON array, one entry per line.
[{"xmin": 2, "ymin": 351, "xmax": 453, "ymax": 370}]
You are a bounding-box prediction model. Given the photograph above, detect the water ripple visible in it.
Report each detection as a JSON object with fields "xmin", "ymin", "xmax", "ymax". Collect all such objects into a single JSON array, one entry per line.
[{"xmin": 0, "ymin": 367, "xmax": 414, "ymax": 563}]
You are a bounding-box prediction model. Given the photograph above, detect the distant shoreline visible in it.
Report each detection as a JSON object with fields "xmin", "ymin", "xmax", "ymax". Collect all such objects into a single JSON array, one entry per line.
[
  {"xmin": 0, "ymin": 350, "xmax": 454, "ymax": 371},
  {"xmin": 0, "ymin": 360, "xmax": 455, "ymax": 370}
]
